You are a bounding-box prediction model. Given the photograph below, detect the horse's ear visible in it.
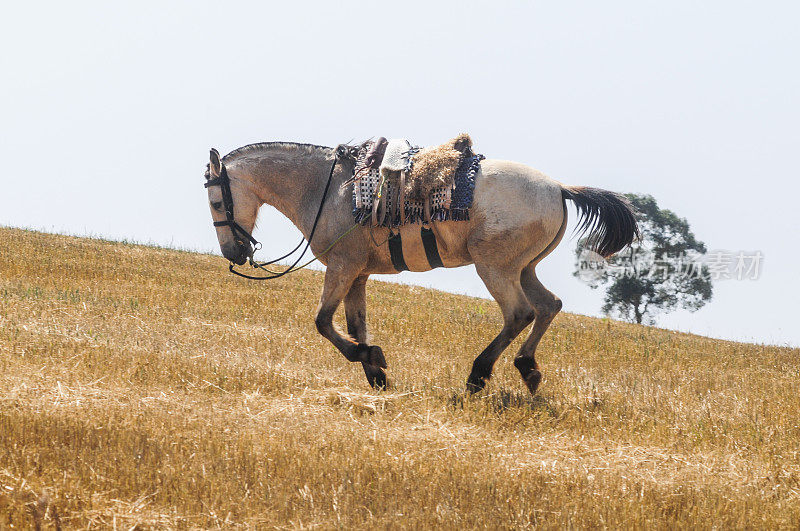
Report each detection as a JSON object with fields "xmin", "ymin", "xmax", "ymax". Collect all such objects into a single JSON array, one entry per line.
[{"xmin": 209, "ymin": 148, "xmax": 222, "ymax": 177}]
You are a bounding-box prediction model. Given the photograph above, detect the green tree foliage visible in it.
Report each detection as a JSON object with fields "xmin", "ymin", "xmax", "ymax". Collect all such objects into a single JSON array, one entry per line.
[{"xmin": 575, "ymin": 194, "xmax": 713, "ymax": 324}]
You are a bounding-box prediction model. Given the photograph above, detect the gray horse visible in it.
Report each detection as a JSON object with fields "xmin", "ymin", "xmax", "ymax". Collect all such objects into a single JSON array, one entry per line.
[{"xmin": 204, "ymin": 141, "xmax": 638, "ymax": 395}]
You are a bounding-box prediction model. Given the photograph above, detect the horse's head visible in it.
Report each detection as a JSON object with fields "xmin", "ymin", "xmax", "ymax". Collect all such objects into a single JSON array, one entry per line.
[{"xmin": 205, "ymin": 148, "xmax": 260, "ymax": 265}]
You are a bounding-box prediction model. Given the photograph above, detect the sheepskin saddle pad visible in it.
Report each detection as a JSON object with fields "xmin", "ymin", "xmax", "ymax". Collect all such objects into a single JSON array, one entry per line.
[{"xmin": 350, "ymin": 134, "xmax": 484, "ymax": 228}]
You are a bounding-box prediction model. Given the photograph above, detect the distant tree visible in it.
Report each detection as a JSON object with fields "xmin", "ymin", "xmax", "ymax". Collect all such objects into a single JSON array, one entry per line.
[{"xmin": 574, "ymin": 194, "xmax": 713, "ymax": 324}]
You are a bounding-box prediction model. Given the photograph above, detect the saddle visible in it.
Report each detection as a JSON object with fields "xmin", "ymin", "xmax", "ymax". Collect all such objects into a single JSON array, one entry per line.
[
  {"xmin": 350, "ymin": 134, "xmax": 483, "ymax": 228},
  {"xmin": 367, "ymin": 134, "xmax": 474, "ymax": 226},
  {"xmin": 405, "ymin": 133, "xmax": 473, "ymax": 201}
]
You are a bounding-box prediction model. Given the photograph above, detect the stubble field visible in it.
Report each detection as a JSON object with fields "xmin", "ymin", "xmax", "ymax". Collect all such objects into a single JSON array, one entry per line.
[{"xmin": 1, "ymin": 227, "xmax": 798, "ymax": 528}]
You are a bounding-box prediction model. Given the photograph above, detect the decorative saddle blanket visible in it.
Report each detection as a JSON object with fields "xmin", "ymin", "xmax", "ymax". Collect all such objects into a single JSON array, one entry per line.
[{"xmin": 351, "ymin": 135, "xmax": 484, "ymax": 228}]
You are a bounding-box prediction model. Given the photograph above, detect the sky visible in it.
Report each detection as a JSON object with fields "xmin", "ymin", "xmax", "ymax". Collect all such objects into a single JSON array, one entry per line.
[{"xmin": 1, "ymin": 1, "xmax": 798, "ymax": 346}]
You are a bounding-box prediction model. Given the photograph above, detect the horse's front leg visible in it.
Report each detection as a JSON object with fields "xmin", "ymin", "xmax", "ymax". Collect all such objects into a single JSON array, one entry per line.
[
  {"xmin": 344, "ymin": 274, "xmax": 385, "ymax": 387},
  {"xmin": 315, "ymin": 268, "xmax": 387, "ymax": 389},
  {"xmin": 344, "ymin": 274, "xmax": 369, "ymax": 342}
]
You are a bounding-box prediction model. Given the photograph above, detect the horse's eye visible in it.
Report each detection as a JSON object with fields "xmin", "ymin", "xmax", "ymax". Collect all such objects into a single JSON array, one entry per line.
[{"xmin": 211, "ymin": 201, "xmax": 223, "ymax": 212}]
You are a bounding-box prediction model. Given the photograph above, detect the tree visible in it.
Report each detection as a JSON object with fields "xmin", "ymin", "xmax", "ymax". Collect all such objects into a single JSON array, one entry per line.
[{"xmin": 574, "ymin": 194, "xmax": 713, "ymax": 324}]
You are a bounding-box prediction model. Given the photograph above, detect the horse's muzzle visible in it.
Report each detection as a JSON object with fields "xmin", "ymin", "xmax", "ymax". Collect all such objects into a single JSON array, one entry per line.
[{"xmin": 222, "ymin": 241, "xmax": 251, "ymax": 266}]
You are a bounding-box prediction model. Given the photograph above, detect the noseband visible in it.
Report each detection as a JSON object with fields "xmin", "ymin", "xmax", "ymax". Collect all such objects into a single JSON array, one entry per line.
[{"xmin": 204, "ymin": 147, "xmax": 347, "ymax": 280}]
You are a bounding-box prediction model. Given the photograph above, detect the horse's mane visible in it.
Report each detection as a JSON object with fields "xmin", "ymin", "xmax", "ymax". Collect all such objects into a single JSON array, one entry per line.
[{"xmin": 222, "ymin": 142, "xmax": 333, "ymax": 162}]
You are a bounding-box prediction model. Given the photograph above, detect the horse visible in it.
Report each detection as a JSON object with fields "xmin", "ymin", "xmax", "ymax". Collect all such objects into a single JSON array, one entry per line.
[{"xmin": 203, "ymin": 141, "xmax": 638, "ymax": 395}]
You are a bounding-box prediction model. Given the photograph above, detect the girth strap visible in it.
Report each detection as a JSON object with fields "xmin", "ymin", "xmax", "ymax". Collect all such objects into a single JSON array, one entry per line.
[
  {"xmin": 388, "ymin": 232, "xmax": 408, "ymax": 272},
  {"xmin": 387, "ymin": 227, "xmax": 445, "ymax": 272},
  {"xmin": 421, "ymin": 226, "xmax": 444, "ymax": 269}
]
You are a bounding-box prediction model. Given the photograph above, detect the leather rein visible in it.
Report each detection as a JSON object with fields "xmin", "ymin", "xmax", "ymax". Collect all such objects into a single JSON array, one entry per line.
[{"xmin": 204, "ymin": 146, "xmax": 347, "ymax": 280}]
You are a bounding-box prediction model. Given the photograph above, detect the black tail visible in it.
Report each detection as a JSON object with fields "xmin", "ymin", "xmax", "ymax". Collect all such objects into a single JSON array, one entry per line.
[{"xmin": 561, "ymin": 186, "xmax": 640, "ymax": 258}]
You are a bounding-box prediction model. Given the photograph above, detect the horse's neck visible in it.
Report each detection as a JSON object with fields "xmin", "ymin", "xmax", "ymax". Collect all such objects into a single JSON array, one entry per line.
[{"xmin": 233, "ymin": 147, "xmax": 332, "ymax": 238}]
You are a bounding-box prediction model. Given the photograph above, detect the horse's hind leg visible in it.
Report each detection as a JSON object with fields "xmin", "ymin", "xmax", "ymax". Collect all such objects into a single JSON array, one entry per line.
[
  {"xmin": 466, "ymin": 264, "xmax": 535, "ymax": 393},
  {"xmin": 514, "ymin": 263, "xmax": 562, "ymax": 395},
  {"xmin": 315, "ymin": 268, "xmax": 387, "ymax": 389}
]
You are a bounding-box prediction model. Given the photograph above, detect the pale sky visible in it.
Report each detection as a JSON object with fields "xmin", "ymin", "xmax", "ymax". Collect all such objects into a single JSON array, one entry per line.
[{"xmin": 2, "ymin": 1, "xmax": 798, "ymax": 346}]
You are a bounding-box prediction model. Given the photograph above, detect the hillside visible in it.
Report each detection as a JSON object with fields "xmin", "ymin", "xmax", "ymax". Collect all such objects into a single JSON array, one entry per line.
[{"xmin": 1, "ymin": 227, "xmax": 798, "ymax": 528}]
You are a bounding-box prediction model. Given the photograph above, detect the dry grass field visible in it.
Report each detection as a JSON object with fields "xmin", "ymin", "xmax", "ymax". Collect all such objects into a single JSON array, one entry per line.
[{"xmin": 1, "ymin": 227, "xmax": 798, "ymax": 529}]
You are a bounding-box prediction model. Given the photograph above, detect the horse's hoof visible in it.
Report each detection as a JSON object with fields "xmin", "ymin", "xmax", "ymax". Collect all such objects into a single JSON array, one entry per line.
[
  {"xmin": 514, "ymin": 356, "xmax": 541, "ymax": 395},
  {"xmin": 363, "ymin": 363, "xmax": 388, "ymax": 390},
  {"xmin": 466, "ymin": 373, "xmax": 488, "ymax": 394},
  {"xmin": 466, "ymin": 359, "xmax": 492, "ymax": 393},
  {"xmin": 523, "ymin": 369, "xmax": 542, "ymax": 395},
  {"xmin": 358, "ymin": 346, "xmax": 387, "ymax": 389}
]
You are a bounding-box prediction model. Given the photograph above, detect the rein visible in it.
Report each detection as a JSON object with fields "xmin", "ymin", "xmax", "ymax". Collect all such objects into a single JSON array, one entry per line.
[{"xmin": 205, "ymin": 146, "xmax": 355, "ymax": 280}]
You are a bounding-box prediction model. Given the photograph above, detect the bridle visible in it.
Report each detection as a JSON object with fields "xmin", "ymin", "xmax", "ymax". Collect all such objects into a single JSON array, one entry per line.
[
  {"xmin": 204, "ymin": 146, "xmax": 351, "ymax": 280},
  {"xmin": 204, "ymin": 163, "xmax": 260, "ymax": 251}
]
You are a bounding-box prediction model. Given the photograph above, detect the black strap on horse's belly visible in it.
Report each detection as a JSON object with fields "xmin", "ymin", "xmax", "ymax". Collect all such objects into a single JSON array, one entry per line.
[
  {"xmin": 420, "ymin": 227, "xmax": 444, "ymax": 269},
  {"xmin": 388, "ymin": 233, "xmax": 409, "ymax": 271},
  {"xmin": 388, "ymin": 227, "xmax": 444, "ymax": 272}
]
